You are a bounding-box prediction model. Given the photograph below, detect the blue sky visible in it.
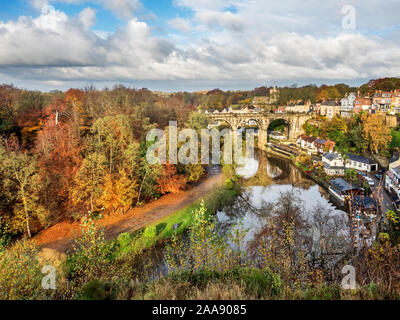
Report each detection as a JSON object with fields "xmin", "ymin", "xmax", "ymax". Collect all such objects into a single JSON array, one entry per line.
[{"xmin": 0, "ymin": 0, "xmax": 400, "ymax": 92}]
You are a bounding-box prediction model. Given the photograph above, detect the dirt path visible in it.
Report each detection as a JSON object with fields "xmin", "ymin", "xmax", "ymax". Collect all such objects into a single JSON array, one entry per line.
[{"xmin": 34, "ymin": 173, "xmax": 224, "ymax": 254}]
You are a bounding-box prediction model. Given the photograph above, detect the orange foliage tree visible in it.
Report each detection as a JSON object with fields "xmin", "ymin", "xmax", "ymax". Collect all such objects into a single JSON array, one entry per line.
[
  {"xmin": 35, "ymin": 118, "xmax": 81, "ymax": 215},
  {"xmin": 156, "ymin": 163, "xmax": 187, "ymax": 195}
]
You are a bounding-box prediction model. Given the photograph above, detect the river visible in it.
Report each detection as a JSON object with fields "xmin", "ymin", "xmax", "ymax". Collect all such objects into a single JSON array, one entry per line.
[
  {"xmin": 144, "ymin": 151, "xmax": 349, "ymax": 279},
  {"xmin": 219, "ymin": 150, "xmax": 349, "ymax": 247}
]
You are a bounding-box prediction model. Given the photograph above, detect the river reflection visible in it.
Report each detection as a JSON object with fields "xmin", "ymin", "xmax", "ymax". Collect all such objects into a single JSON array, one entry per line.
[
  {"xmin": 147, "ymin": 151, "xmax": 349, "ymax": 279},
  {"xmin": 220, "ymin": 151, "xmax": 349, "ymax": 247}
]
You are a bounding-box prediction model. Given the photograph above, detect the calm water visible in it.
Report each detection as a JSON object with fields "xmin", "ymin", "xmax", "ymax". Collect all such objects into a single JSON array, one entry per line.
[
  {"xmin": 219, "ymin": 151, "xmax": 348, "ymax": 247},
  {"xmin": 146, "ymin": 151, "xmax": 349, "ymax": 278}
]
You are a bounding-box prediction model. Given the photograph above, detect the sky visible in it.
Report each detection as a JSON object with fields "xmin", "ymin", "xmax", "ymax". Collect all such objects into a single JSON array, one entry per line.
[{"xmin": 0, "ymin": 0, "xmax": 400, "ymax": 92}]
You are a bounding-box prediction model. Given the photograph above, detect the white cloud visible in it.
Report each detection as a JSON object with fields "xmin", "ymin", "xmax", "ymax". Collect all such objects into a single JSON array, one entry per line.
[
  {"xmin": 29, "ymin": 0, "xmax": 141, "ymax": 21},
  {"xmin": 79, "ymin": 7, "xmax": 96, "ymax": 29},
  {"xmin": 168, "ymin": 17, "xmax": 191, "ymax": 33},
  {"xmin": 30, "ymin": 0, "xmax": 83, "ymax": 11},
  {"xmin": 101, "ymin": 0, "xmax": 141, "ymax": 20},
  {"xmin": 3, "ymin": 1, "xmax": 400, "ymax": 90}
]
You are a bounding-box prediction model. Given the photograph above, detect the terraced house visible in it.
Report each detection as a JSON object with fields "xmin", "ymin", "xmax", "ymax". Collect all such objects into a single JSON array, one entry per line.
[
  {"xmin": 322, "ymin": 152, "xmax": 378, "ymax": 176},
  {"xmin": 354, "ymin": 97, "xmax": 372, "ymax": 114},
  {"xmin": 373, "ymin": 90, "xmax": 392, "ymax": 112},
  {"xmin": 340, "ymin": 92, "xmax": 357, "ymax": 118},
  {"xmin": 385, "ymin": 165, "xmax": 400, "ymax": 199},
  {"xmin": 319, "ymin": 100, "xmax": 341, "ymax": 120}
]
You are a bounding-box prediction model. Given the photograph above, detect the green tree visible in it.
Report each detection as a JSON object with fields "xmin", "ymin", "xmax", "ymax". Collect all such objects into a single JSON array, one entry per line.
[
  {"xmin": 1, "ymin": 150, "xmax": 49, "ymax": 237},
  {"xmin": 390, "ymin": 129, "xmax": 400, "ymax": 151},
  {"xmin": 348, "ymin": 126, "xmax": 368, "ymax": 154}
]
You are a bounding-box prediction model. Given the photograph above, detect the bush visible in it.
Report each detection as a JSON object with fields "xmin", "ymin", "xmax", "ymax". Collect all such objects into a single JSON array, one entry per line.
[
  {"xmin": 144, "ymin": 226, "xmax": 157, "ymax": 239},
  {"xmin": 117, "ymin": 233, "xmax": 133, "ymax": 248},
  {"xmin": 79, "ymin": 279, "xmax": 112, "ymax": 300},
  {"xmin": 224, "ymin": 178, "xmax": 234, "ymax": 190},
  {"xmin": 115, "ymin": 233, "xmax": 134, "ymax": 257},
  {"xmin": 297, "ymin": 154, "xmax": 313, "ymax": 167},
  {"xmin": 165, "ymin": 267, "xmax": 282, "ymax": 299},
  {"xmin": 301, "ymin": 284, "xmax": 341, "ymax": 300},
  {"xmin": 0, "ymin": 240, "xmax": 46, "ymax": 300},
  {"xmin": 64, "ymin": 217, "xmax": 117, "ymax": 282}
]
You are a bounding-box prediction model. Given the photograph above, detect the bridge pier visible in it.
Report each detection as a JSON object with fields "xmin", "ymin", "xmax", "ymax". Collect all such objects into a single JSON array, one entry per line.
[{"xmin": 258, "ymin": 128, "xmax": 269, "ymax": 150}]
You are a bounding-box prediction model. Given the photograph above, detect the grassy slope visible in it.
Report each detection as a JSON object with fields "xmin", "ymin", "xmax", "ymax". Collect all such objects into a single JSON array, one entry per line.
[{"xmin": 115, "ymin": 187, "xmax": 237, "ymax": 255}]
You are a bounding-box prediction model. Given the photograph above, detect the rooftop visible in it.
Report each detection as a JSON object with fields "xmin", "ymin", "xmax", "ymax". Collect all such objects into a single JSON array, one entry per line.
[
  {"xmin": 351, "ymin": 196, "xmax": 377, "ymax": 210},
  {"xmin": 323, "ymin": 152, "xmax": 342, "ymax": 161},
  {"xmin": 346, "ymin": 153, "xmax": 377, "ymax": 165},
  {"xmin": 330, "ymin": 178, "xmax": 362, "ymax": 192}
]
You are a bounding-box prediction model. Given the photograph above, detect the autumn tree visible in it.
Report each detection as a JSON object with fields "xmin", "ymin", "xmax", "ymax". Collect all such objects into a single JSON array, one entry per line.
[
  {"xmin": 65, "ymin": 89, "xmax": 86, "ymax": 135},
  {"xmin": 0, "ymin": 84, "xmax": 21, "ymax": 132},
  {"xmin": 316, "ymin": 89, "xmax": 330, "ymax": 102},
  {"xmin": 99, "ymin": 143, "xmax": 141, "ymax": 213},
  {"xmin": 35, "ymin": 118, "xmax": 81, "ymax": 215},
  {"xmin": 0, "ymin": 145, "xmax": 48, "ymax": 237},
  {"xmin": 362, "ymin": 114, "xmax": 392, "ymax": 156},
  {"xmin": 71, "ymin": 152, "xmax": 107, "ymax": 212},
  {"xmin": 156, "ymin": 163, "xmax": 187, "ymax": 195},
  {"xmin": 90, "ymin": 115, "xmax": 134, "ymax": 174}
]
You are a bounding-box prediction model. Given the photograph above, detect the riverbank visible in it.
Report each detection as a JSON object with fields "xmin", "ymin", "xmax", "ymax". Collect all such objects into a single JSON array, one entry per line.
[
  {"xmin": 35, "ymin": 172, "xmax": 227, "ymax": 254},
  {"xmin": 111, "ymin": 185, "xmax": 238, "ymax": 255},
  {"xmin": 264, "ymin": 145, "xmax": 343, "ymax": 206}
]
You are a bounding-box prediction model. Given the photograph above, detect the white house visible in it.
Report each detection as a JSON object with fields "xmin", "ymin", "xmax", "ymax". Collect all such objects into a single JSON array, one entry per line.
[
  {"xmin": 340, "ymin": 92, "xmax": 357, "ymax": 118},
  {"xmin": 322, "ymin": 152, "xmax": 345, "ymax": 175},
  {"xmin": 297, "ymin": 135, "xmax": 317, "ymax": 153},
  {"xmin": 322, "ymin": 152, "xmax": 378, "ymax": 176},
  {"xmin": 385, "ymin": 166, "xmax": 400, "ymax": 199},
  {"xmin": 345, "ymin": 153, "xmax": 378, "ymax": 172}
]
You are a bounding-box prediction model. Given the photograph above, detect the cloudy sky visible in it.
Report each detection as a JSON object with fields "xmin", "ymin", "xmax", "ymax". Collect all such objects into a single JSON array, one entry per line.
[{"xmin": 0, "ymin": 0, "xmax": 400, "ymax": 91}]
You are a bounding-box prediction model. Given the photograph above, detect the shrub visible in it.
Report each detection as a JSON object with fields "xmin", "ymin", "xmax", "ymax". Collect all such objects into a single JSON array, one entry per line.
[
  {"xmin": 298, "ymin": 154, "xmax": 313, "ymax": 167},
  {"xmin": 224, "ymin": 178, "xmax": 234, "ymax": 190},
  {"xmin": 144, "ymin": 226, "xmax": 157, "ymax": 239},
  {"xmin": 115, "ymin": 232, "xmax": 134, "ymax": 257},
  {"xmin": 0, "ymin": 240, "xmax": 46, "ymax": 300},
  {"xmin": 64, "ymin": 217, "xmax": 117, "ymax": 283},
  {"xmin": 117, "ymin": 233, "xmax": 133, "ymax": 248},
  {"xmin": 79, "ymin": 279, "xmax": 112, "ymax": 300}
]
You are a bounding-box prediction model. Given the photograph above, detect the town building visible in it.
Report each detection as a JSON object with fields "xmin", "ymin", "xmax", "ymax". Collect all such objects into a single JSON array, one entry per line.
[
  {"xmin": 389, "ymin": 153, "xmax": 400, "ymax": 169},
  {"xmin": 373, "ymin": 90, "xmax": 393, "ymax": 112},
  {"xmin": 314, "ymin": 138, "xmax": 335, "ymax": 153},
  {"xmin": 320, "ymin": 100, "xmax": 341, "ymax": 120},
  {"xmin": 385, "ymin": 165, "xmax": 400, "ymax": 199},
  {"xmin": 322, "ymin": 152, "xmax": 378, "ymax": 175},
  {"xmin": 349, "ymin": 196, "xmax": 378, "ymax": 221},
  {"xmin": 346, "ymin": 153, "xmax": 378, "ymax": 172},
  {"xmin": 322, "ymin": 152, "xmax": 346, "ymax": 175},
  {"xmin": 329, "ymin": 178, "xmax": 364, "ymax": 203},
  {"xmin": 285, "ymin": 101, "xmax": 312, "ymax": 113},
  {"xmin": 354, "ymin": 97, "xmax": 372, "ymax": 114},
  {"xmin": 297, "ymin": 135, "xmax": 335, "ymax": 154},
  {"xmin": 391, "ymin": 89, "xmax": 400, "ymax": 114},
  {"xmin": 340, "ymin": 92, "xmax": 357, "ymax": 118},
  {"xmin": 252, "ymin": 87, "xmax": 280, "ymax": 107},
  {"xmin": 297, "ymin": 135, "xmax": 317, "ymax": 153}
]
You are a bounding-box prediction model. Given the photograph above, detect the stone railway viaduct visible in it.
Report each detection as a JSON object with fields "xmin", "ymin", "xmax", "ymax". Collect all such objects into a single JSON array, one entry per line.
[{"xmin": 205, "ymin": 111, "xmax": 312, "ymax": 149}]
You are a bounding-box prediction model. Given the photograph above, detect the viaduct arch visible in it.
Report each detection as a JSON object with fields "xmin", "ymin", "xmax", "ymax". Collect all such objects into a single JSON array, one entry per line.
[{"xmin": 204, "ymin": 111, "xmax": 312, "ymax": 149}]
